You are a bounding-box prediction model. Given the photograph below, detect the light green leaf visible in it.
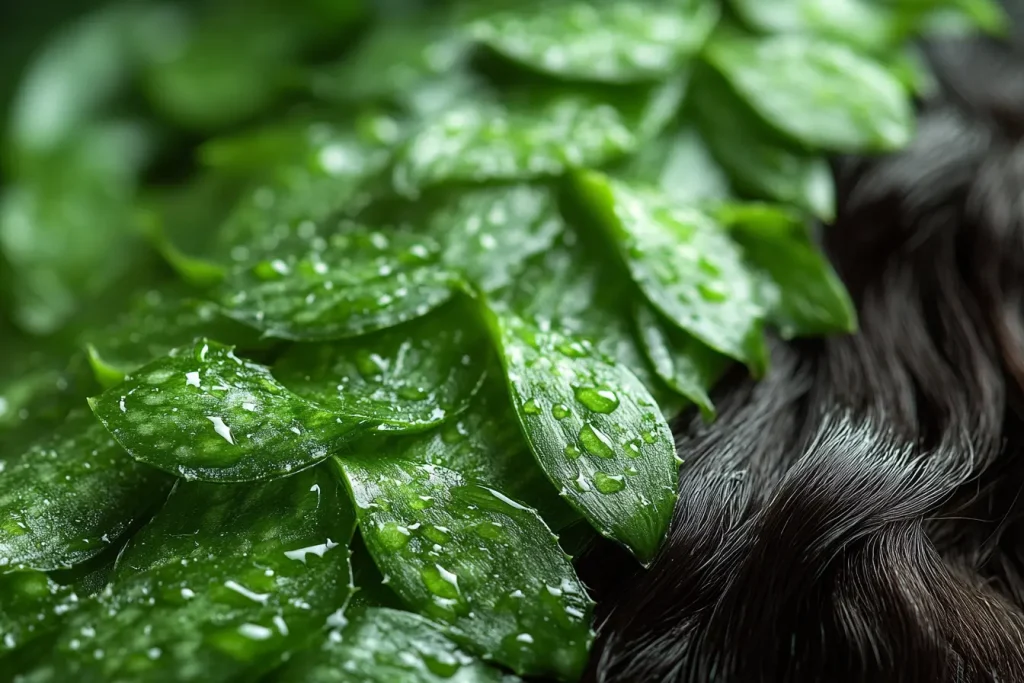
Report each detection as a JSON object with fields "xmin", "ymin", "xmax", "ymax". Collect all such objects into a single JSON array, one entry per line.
[
  {"xmin": 21, "ymin": 464, "xmax": 356, "ymax": 683},
  {"xmin": 634, "ymin": 304, "xmax": 729, "ymax": 420},
  {"xmin": 705, "ymin": 35, "xmax": 914, "ymax": 152},
  {"xmin": 466, "ymin": 0, "xmax": 717, "ymax": 83},
  {"xmin": 573, "ymin": 170, "xmax": 767, "ymax": 372},
  {"xmin": 338, "ymin": 457, "xmax": 593, "ymax": 680},
  {"xmin": 215, "ymin": 222, "xmax": 458, "ymax": 341},
  {"xmin": 729, "ymin": 0, "xmax": 899, "ymax": 51},
  {"xmin": 276, "ymin": 606, "xmax": 519, "ymax": 683},
  {"xmin": 689, "ymin": 69, "xmax": 835, "ymax": 220},
  {"xmin": 484, "ymin": 307, "xmax": 678, "ymax": 563},
  {"xmin": 273, "ymin": 300, "xmax": 488, "ymax": 431},
  {"xmin": 88, "ymin": 339, "xmax": 368, "ymax": 482},
  {"xmin": 83, "ymin": 291, "xmax": 266, "ymax": 388},
  {"xmin": 392, "ymin": 78, "xmax": 685, "ymax": 196},
  {"xmin": 0, "ymin": 409, "xmax": 173, "ymax": 572},
  {"xmin": 716, "ymin": 203, "xmax": 857, "ymax": 338}
]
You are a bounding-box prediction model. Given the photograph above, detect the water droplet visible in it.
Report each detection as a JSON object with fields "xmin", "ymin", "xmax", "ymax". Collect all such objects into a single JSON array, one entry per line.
[
  {"xmin": 423, "ymin": 525, "xmax": 451, "ymax": 544},
  {"xmin": 641, "ymin": 430, "xmax": 657, "ymax": 444},
  {"xmin": 206, "ymin": 416, "xmax": 235, "ymax": 445},
  {"xmin": 522, "ymin": 398, "xmax": 541, "ymax": 415},
  {"xmin": 574, "ymin": 386, "xmax": 619, "ymax": 414},
  {"xmin": 355, "ymin": 351, "xmax": 387, "ymax": 379},
  {"xmin": 398, "ymin": 386, "xmax": 429, "ymax": 401},
  {"xmin": 556, "ymin": 340, "xmax": 588, "ymax": 358},
  {"xmin": 552, "ymin": 403, "xmax": 570, "ymax": 420},
  {"xmin": 698, "ymin": 257, "xmax": 721, "ymax": 276},
  {"xmin": 410, "ymin": 495, "xmax": 435, "ymax": 510},
  {"xmin": 378, "ymin": 522, "xmax": 411, "ymax": 551},
  {"xmin": 574, "ymin": 472, "xmax": 592, "ymax": 492},
  {"xmin": 284, "ymin": 539, "xmax": 338, "ymax": 563},
  {"xmin": 422, "ymin": 651, "xmax": 462, "ymax": 677},
  {"xmin": 594, "ymin": 472, "xmax": 626, "ymax": 494},
  {"xmin": 624, "ymin": 438, "xmax": 642, "ymax": 458},
  {"xmin": 421, "ymin": 564, "xmax": 461, "ymax": 599},
  {"xmin": 698, "ymin": 282, "xmax": 728, "ymax": 302},
  {"xmin": 564, "ymin": 444, "xmax": 581, "ymax": 459},
  {"xmin": 579, "ymin": 423, "xmax": 615, "ymax": 459}
]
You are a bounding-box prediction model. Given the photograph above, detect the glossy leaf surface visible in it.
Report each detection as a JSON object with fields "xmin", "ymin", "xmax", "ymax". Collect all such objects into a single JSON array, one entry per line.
[
  {"xmin": 340, "ymin": 457, "xmax": 593, "ymax": 680},
  {"xmin": 89, "ymin": 340, "xmax": 366, "ymax": 482}
]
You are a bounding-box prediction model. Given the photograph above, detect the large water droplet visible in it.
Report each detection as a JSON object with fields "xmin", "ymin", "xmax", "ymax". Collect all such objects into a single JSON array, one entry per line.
[
  {"xmin": 421, "ymin": 564, "xmax": 461, "ymax": 599},
  {"xmin": 564, "ymin": 444, "xmax": 581, "ymax": 459},
  {"xmin": 378, "ymin": 522, "xmax": 411, "ymax": 551},
  {"xmin": 574, "ymin": 386, "xmax": 619, "ymax": 414},
  {"xmin": 522, "ymin": 398, "xmax": 541, "ymax": 415},
  {"xmin": 594, "ymin": 472, "xmax": 626, "ymax": 494},
  {"xmin": 579, "ymin": 423, "xmax": 615, "ymax": 459},
  {"xmin": 551, "ymin": 403, "xmax": 570, "ymax": 420},
  {"xmin": 698, "ymin": 282, "xmax": 728, "ymax": 302}
]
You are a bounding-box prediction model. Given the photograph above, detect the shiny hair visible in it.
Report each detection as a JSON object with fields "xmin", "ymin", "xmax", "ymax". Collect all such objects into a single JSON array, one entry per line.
[{"xmin": 580, "ymin": 23, "xmax": 1024, "ymax": 683}]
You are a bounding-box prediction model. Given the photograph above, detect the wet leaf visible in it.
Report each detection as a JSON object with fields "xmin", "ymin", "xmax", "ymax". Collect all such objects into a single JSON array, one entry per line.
[
  {"xmin": 0, "ymin": 571, "xmax": 80, "ymax": 656},
  {"xmin": 615, "ymin": 121, "xmax": 732, "ymax": 205},
  {"xmin": 392, "ymin": 77, "xmax": 685, "ymax": 196},
  {"xmin": 484, "ymin": 307, "xmax": 678, "ymax": 564},
  {"xmin": 309, "ymin": 18, "xmax": 470, "ymax": 106},
  {"xmin": 276, "ymin": 606, "xmax": 519, "ymax": 683},
  {"xmin": 426, "ymin": 183, "xmax": 565, "ymax": 293},
  {"xmin": 466, "ymin": 0, "xmax": 717, "ymax": 83},
  {"xmin": 728, "ymin": 0, "xmax": 899, "ymax": 52},
  {"xmin": 273, "ymin": 300, "xmax": 488, "ymax": 431},
  {"xmin": 634, "ymin": 304, "xmax": 729, "ymax": 420},
  {"xmin": 339, "ymin": 457, "xmax": 593, "ymax": 680},
  {"xmin": 705, "ymin": 35, "xmax": 913, "ymax": 152},
  {"xmin": 216, "ymin": 222, "xmax": 458, "ymax": 341},
  {"xmin": 0, "ymin": 409, "xmax": 173, "ymax": 572},
  {"xmin": 88, "ymin": 339, "xmax": 368, "ymax": 482},
  {"xmin": 83, "ymin": 291, "xmax": 266, "ymax": 388},
  {"xmin": 21, "ymin": 465, "xmax": 356, "ymax": 683},
  {"xmin": 573, "ymin": 170, "xmax": 767, "ymax": 372},
  {"xmin": 718, "ymin": 203, "xmax": 857, "ymax": 338},
  {"xmin": 349, "ymin": 379, "xmax": 576, "ymax": 528},
  {"xmin": 690, "ymin": 70, "xmax": 835, "ymax": 220}
]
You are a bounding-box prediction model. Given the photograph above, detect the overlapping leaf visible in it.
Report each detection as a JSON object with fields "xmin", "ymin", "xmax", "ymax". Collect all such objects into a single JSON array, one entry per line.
[
  {"xmin": 273, "ymin": 300, "xmax": 488, "ymax": 431},
  {"xmin": 485, "ymin": 307, "xmax": 678, "ymax": 563},
  {"xmin": 89, "ymin": 340, "xmax": 367, "ymax": 482},
  {"xmin": 0, "ymin": 409, "xmax": 173, "ymax": 572},
  {"xmin": 466, "ymin": 0, "xmax": 717, "ymax": 83},
  {"xmin": 575, "ymin": 170, "xmax": 767, "ymax": 372},
  {"xmin": 339, "ymin": 457, "xmax": 593, "ymax": 680},
  {"xmin": 19, "ymin": 465, "xmax": 356, "ymax": 683}
]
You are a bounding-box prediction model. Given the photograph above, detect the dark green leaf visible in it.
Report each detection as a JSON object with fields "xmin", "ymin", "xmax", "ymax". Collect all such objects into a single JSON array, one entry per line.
[
  {"xmin": 705, "ymin": 35, "xmax": 913, "ymax": 152},
  {"xmin": 634, "ymin": 304, "xmax": 729, "ymax": 420},
  {"xmin": 339, "ymin": 457, "xmax": 593, "ymax": 680},
  {"xmin": 0, "ymin": 409, "xmax": 173, "ymax": 572},
  {"xmin": 485, "ymin": 307, "xmax": 678, "ymax": 563},
  {"xmin": 276, "ymin": 606, "xmax": 518, "ymax": 683},
  {"xmin": 391, "ymin": 77, "xmax": 685, "ymax": 196},
  {"xmin": 573, "ymin": 170, "xmax": 767, "ymax": 372},
  {"xmin": 690, "ymin": 70, "xmax": 835, "ymax": 219},
  {"xmin": 718, "ymin": 203, "xmax": 857, "ymax": 338},
  {"xmin": 88, "ymin": 339, "xmax": 368, "ymax": 482},
  {"xmin": 84, "ymin": 291, "xmax": 266, "ymax": 388},
  {"xmin": 216, "ymin": 223, "xmax": 458, "ymax": 341},
  {"xmin": 273, "ymin": 300, "xmax": 488, "ymax": 431},
  {"xmin": 22, "ymin": 464, "xmax": 356, "ymax": 683},
  {"xmin": 0, "ymin": 571, "xmax": 80, "ymax": 656},
  {"xmin": 466, "ymin": 0, "xmax": 717, "ymax": 83}
]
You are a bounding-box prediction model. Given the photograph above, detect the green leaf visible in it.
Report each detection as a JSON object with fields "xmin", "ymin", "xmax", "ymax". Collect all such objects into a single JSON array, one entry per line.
[
  {"xmin": 484, "ymin": 307, "xmax": 678, "ymax": 563},
  {"xmin": 704, "ymin": 35, "xmax": 913, "ymax": 152},
  {"xmin": 689, "ymin": 70, "xmax": 835, "ymax": 220},
  {"xmin": 573, "ymin": 170, "xmax": 767, "ymax": 372},
  {"xmin": 83, "ymin": 291, "xmax": 266, "ymax": 388},
  {"xmin": 634, "ymin": 304, "xmax": 729, "ymax": 420},
  {"xmin": 338, "ymin": 457, "xmax": 593, "ymax": 680},
  {"xmin": 215, "ymin": 222, "xmax": 458, "ymax": 341},
  {"xmin": 728, "ymin": 0, "xmax": 899, "ymax": 52},
  {"xmin": 21, "ymin": 464, "xmax": 356, "ymax": 682},
  {"xmin": 466, "ymin": 0, "xmax": 717, "ymax": 83},
  {"xmin": 0, "ymin": 409, "xmax": 174, "ymax": 572},
  {"xmin": 717, "ymin": 203, "xmax": 857, "ymax": 338},
  {"xmin": 309, "ymin": 18, "xmax": 470, "ymax": 106},
  {"xmin": 392, "ymin": 77, "xmax": 685, "ymax": 196},
  {"xmin": 615, "ymin": 121, "xmax": 733, "ymax": 205},
  {"xmin": 276, "ymin": 606, "xmax": 519, "ymax": 683},
  {"xmin": 349, "ymin": 379, "xmax": 576, "ymax": 528},
  {"xmin": 425, "ymin": 183, "xmax": 565, "ymax": 293},
  {"xmin": 273, "ymin": 300, "xmax": 488, "ymax": 431},
  {"xmin": 88, "ymin": 339, "xmax": 368, "ymax": 482}
]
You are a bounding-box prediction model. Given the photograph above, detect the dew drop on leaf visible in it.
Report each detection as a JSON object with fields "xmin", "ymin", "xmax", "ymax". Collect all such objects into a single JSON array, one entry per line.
[
  {"xmin": 573, "ymin": 386, "xmax": 620, "ymax": 414},
  {"xmin": 578, "ymin": 423, "xmax": 615, "ymax": 459}
]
